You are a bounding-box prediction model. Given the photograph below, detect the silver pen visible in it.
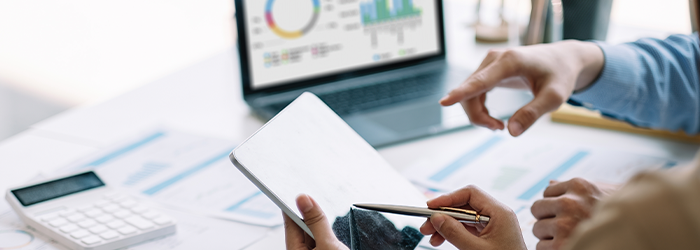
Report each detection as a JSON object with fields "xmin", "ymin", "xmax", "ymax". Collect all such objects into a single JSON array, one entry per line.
[{"xmin": 353, "ymin": 203, "xmax": 490, "ymax": 225}]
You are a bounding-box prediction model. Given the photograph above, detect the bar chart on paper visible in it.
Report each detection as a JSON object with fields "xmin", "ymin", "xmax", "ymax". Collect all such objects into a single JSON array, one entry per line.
[
  {"xmin": 404, "ymin": 134, "xmax": 675, "ymax": 201},
  {"xmin": 66, "ymin": 130, "xmax": 282, "ymax": 227},
  {"xmin": 402, "ymin": 132, "xmax": 678, "ymax": 249}
]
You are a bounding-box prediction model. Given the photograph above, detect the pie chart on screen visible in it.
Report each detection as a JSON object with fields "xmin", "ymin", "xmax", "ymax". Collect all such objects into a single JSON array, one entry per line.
[
  {"xmin": 0, "ymin": 230, "xmax": 34, "ymax": 250},
  {"xmin": 265, "ymin": 0, "xmax": 321, "ymax": 39}
]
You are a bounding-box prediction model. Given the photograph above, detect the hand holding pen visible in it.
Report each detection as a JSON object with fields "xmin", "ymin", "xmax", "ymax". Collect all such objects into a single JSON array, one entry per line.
[
  {"xmin": 285, "ymin": 186, "xmax": 528, "ymax": 250},
  {"xmin": 418, "ymin": 185, "xmax": 527, "ymax": 249}
]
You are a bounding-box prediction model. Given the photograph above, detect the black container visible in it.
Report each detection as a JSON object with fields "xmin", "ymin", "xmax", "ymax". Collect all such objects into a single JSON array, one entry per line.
[{"xmin": 561, "ymin": 0, "xmax": 614, "ymax": 41}]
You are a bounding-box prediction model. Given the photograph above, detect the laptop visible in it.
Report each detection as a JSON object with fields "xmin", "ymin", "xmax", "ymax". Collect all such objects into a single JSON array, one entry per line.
[{"xmin": 234, "ymin": 0, "xmax": 531, "ymax": 147}]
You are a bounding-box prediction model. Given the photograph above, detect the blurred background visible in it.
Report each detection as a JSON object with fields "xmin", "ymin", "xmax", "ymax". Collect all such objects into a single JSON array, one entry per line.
[{"xmin": 0, "ymin": 0, "xmax": 692, "ymax": 141}]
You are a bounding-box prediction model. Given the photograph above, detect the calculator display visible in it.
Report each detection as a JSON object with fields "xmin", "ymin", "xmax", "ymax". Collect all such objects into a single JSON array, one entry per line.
[{"xmin": 12, "ymin": 171, "xmax": 105, "ymax": 206}]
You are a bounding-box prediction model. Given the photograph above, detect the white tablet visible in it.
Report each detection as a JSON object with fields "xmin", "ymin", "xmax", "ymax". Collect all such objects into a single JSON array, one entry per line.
[{"xmin": 230, "ymin": 92, "xmax": 428, "ymax": 249}]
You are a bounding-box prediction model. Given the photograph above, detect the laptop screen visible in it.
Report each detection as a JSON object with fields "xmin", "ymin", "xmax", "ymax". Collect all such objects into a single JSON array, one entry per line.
[{"xmin": 242, "ymin": 0, "xmax": 443, "ymax": 90}]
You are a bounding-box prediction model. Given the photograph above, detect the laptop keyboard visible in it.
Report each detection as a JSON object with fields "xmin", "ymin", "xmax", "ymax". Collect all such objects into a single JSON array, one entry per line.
[{"xmin": 269, "ymin": 72, "xmax": 444, "ymax": 116}]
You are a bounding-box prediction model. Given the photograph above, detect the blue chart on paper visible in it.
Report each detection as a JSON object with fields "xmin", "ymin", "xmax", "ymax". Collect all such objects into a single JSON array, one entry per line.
[
  {"xmin": 429, "ymin": 136, "xmax": 503, "ymax": 182},
  {"xmin": 142, "ymin": 150, "xmax": 232, "ymax": 196},
  {"xmin": 76, "ymin": 130, "xmax": 282, "ymax": 226},
  {"xmin": 78, "ymin": 132, "xmax": 166, "ymax": 170},
  {"xmin": 224, "ymin": 191, "xmax": 276, "ymax": 219},
  {"xmin": 517, "ymin": 151, "xmax": 589, "ymax": 200},
  {"xmin": 123, "ymin": 163, "xmax": 170, "ymax": 186}
]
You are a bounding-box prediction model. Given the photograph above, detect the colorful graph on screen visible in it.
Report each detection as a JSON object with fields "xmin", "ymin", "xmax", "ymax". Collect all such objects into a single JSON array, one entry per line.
[
  {"xmin": 265, "ymin": 0, "xmax": 321, "ymax": 39},
  {"xmin": 360, "ymin": 0, "xmax": 422, "ymax": 25}
]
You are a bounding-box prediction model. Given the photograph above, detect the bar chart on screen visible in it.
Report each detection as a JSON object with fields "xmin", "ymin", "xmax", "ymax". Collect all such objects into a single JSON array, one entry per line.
[
  {"xmin": 244, "ymin": 0, "xmax": 440, "ymax": 88},
  {"xmin": 63, "ymin": 130, "xmax": 282, "ymax": 227}
]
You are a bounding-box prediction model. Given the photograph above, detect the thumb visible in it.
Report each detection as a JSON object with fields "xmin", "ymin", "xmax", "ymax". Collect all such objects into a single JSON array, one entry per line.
[
  {"xmin": 296, "ymin": 194, "xmax": 336, "ymax": 244},
  {"xmin": 507, "ymin": 88, "xmax": 565, "ymax": 136},
  {"xmin": 430, "ymin": 214, "xmax": 482, "ymax": 249}
]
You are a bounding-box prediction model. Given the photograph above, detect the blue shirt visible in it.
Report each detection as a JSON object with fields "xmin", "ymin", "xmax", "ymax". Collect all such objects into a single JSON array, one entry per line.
[{"xmin": 568, "ymin": 34, "xmax": 700, "ymax": 134}]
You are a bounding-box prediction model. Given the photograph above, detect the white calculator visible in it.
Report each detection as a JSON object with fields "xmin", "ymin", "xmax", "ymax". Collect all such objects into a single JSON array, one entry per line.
[{"xmin": 5, "ymin": 171, "xmax": 176, "ymax": 250}]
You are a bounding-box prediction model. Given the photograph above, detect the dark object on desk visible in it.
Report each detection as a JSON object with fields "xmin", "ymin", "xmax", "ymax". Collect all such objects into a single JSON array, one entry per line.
[
  {"xmin": 332, "ymin": 209, "xmax": 423, "ymax": 250},
  {"xmin": 525, "ymin": 0, "xmax": 613, "ymax": 44},
  {"xmin": 561, "ymin": 0, "xmax": 613, "ymax": 41}
]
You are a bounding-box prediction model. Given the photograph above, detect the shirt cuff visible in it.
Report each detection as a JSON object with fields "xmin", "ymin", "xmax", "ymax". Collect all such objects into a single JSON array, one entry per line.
[{"xmin": 568, "ymin": 41, "xmax": 638, "ymax": 112}]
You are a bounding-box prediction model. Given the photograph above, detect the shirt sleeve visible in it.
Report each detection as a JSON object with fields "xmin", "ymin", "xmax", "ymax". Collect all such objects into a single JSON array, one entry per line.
[{"xmin": 568, "ymin": 34, "xmax": 700, "ymax": 134}]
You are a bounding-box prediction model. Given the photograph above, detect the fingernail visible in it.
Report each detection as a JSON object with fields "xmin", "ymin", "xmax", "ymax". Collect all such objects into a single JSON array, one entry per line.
[
  {"xmin": 439, "ymin": 96, "xmax": 448, "ymax": 103},
  {"xmin": 509, "ymin": 121, "xmax": 523, "ymax": 136},
  {"xmin": 430, "ymin": 215, "xmax": 445, "ymax": 229},
  {"xmin": 298, "ymin": 195, "xmax": 314, "ymax": 214},
  {"xmin": 429, "ymin": 235, "xmax": 437, "ymax": 245}
]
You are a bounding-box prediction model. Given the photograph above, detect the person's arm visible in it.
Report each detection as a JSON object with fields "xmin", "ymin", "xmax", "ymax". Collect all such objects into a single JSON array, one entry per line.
[
  {"xmin": 569, "ymin": 34, "xmax": 700, "ymax": 134},
  {"xmin": 442, "ymin": 34, "xmax": 700, "ymax": 136},
  {"xmin": 564, "ymin": 165, "xmax": 700, "ymax": 250},
  {"xmin": 440, "ymin": 40, "xmax": 605, "ymax": 136}
]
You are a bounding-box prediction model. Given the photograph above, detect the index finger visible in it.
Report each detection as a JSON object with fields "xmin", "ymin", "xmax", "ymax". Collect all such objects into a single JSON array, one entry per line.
[{"xmin": 440, "ymin": 61, "xmax": 517, "ymax": 106}]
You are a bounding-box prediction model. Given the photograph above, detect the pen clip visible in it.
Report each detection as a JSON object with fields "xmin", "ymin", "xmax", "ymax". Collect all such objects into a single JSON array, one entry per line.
[{"xmin": 437, "ymin": 207, "xmax": 481, "ymax": 221}]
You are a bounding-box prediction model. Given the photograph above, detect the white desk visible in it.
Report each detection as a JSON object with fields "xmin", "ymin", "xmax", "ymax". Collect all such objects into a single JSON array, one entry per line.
[
  {"xmin": 1, "ymin": 0, "xmax": 698, "ymax": 248},
  {"xmin": 2, "ymin": 48, "xmax": 698, "ymax": 250}
]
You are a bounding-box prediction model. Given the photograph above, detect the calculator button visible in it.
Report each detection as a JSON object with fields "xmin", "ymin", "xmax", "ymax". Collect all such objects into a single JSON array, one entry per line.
[
  {"xmin": 96, "ymin": 214, "xmax": 115, "ymax": 224},
  {"xmin": 59, "ymin": 224, "xmax": 80, "ymax": 233},
  {"xmin": 88, "ymin": 224, "xmax": 108, "ymax": 234},
  {"xmin": 84, "ymin": 209, "xmax": 103, "ymax": 218},
  {"xmin": 70, "ymin": 229, "xmax": 91, "ymax": 239},
  {"xmin": 108, "ymin": 194, "xmax": 125, "ymax": 200},
  {"xmin": 117, "ymin": 225, "xmax": 137, "ymax": 235},
  {"xmin": 95, "ymin": 200, "xmax": 112, "ymax": 207},
  {"xmin": 78, "ymin": 219, "xmax": 97, "ymax": 228},
  {"xmin": 39, "ymin": 213, "xmax": 60, "ymax": 222},
  {"xmin": 142, "ymin": 211, "xmax": 161, "ymax": 219},
  {"xmin": 59, "ymin": 209, "xmax": 77, "ymax": 217},
  {"xmin": 67, "ymin": 214, "xmax": 87, "ymax": 223},
  {"xmin": 113, "ymin": 210, "xmax": 132, "ymax": 218},
  {"xmin": 125, "ymin": 216, "xmax": 155, "ymax": 230},
  {"xmin": 119, "ymin": 200, "xmax": 138, "ymax": 208},
  {"xmin": 103, "ymin": 192, "xmax": 120, "ymax": 199},
  {"xmin": 111, "ymin": 195, "xmax": 129, "ymax": 202},
  {"xmin": 77, "ymin": 205, "xmax": 94, "ymax": 212},
  {"xmin": 99, "ymin": 230, "xmax": 120, "ymax": 240},
  {"xmin": 152, "ymin": 216, "xmax": 173, "ymax": 226},
  {"xmin": 48, "ymin": 218, "xmax": 69, "ymax": 227},
  {"xmin": 131, "ymin": 205, "xmax": 149, "ymax": 214},
  {"xmin": 106, "ymin": 220, "xmax": 125, "ymax": 229},
  {"xmin": 81, "ymin": 235, "xmax": 102, "ymax": 245},
  {"xmin": 103, "ymin": 204, "xmax": 121, "ymax": 213}
]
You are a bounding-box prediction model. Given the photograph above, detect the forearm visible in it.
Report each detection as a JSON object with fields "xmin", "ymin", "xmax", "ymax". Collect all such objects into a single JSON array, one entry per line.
[{"xmin": 568, "ymin": 34, "xmax": 700, "ymax": 134}]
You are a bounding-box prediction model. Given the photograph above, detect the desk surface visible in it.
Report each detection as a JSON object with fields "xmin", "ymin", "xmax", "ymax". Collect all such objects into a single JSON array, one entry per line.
[
  {"xmin": 2, "ymin": 46, "xmax": 698, "ymax": 250},
  {"xmin": 1, "ymin": 0, "xmax": 698, "ymax": 248}
]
